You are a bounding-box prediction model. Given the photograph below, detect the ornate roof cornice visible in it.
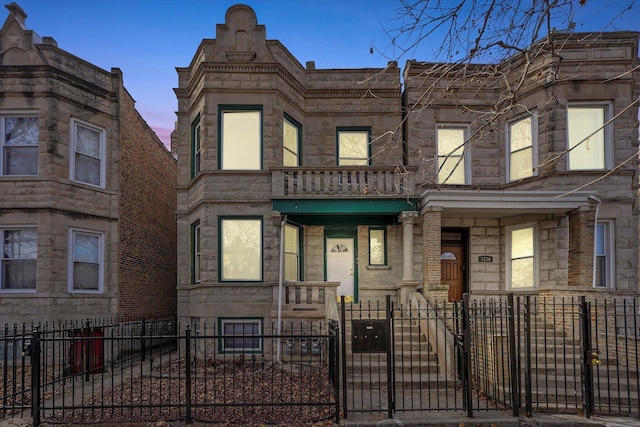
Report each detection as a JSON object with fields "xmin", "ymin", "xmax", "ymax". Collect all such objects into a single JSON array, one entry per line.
[{"xmin": 176, "ymin": 62, "xmax": 398, "ymax": 100}]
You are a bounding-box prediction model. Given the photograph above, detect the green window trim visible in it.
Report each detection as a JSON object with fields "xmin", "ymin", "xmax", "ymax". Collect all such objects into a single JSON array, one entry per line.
[
  {"xmin": 190, "ymin": 219, "xmax": 201, "ymax": 284},
  {"xmin": 218, "ymin": 105, "xmax": 263, "ymax": 170},
  {"xmin": 218, "ymin": 216, "xmax": 263, "ymax": 282},
  {"xmin": 336, "ymin": 127, "xmax": 371, "ymax": 166},
  {"xmin": 190, "ymin": 114, "xmax": 201, "ymax": 179},
  {"xmin": 283, "ymin": 113, "xmax": 302, "ymax": 167},
  {"xmin": 284, "ymin": 222, "xmax": 303, "ymax": 281},
  {"xmin": 368, "ymin": 227, "xmax": 387, "ymax": 266}
]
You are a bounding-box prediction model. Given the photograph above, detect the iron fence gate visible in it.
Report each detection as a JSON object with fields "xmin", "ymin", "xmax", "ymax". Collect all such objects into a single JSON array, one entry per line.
[{"xmin": 339, "ymin": 294, "xmax": 640, "ymax": 420}]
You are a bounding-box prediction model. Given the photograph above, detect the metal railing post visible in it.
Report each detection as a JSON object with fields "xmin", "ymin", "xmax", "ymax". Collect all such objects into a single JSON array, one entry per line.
[
  {"xmin": 84, "ymin": 320, "xmax": 90, "ymax": 382},
  {"xmin": 340, "ymin": 295, "xmax": 348, "ymax": 419},
  {"xmin": 329, "ymin": 320, "xmax": 340, "ymax": 425},
  {"xmin": 507, "ymin": 294, "xmax": 520, "ymax": 416},
  {"xmin": 462, "ymin": 293, "xmax": 473, "ymax": 418},
  {"xmin": 141, "ymin": 318, "xmax": 147, "ymax": 362},
  {"xmin": 524, "ymin": 295, "xmax": 532, "ymax": 417},
  {"xmin": 386, "ymin": 295, "xmax": 394, "ymax": 418},
  {"xmin": 31, "ymin": 327, "xmax": 41, "ymax": 427},
  {"xmin": 580, "ymin": 296, "xmax": 594, "ymax": 418},
  {"xmin": 185, "ymin": 325, "xmax": 192, "ymax": 424}
]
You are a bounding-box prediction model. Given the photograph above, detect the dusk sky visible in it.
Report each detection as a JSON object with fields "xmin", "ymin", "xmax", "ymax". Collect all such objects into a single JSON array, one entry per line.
[{"xmin": 7, "ymin": 0, "xmax": 640, "ymax": 149}]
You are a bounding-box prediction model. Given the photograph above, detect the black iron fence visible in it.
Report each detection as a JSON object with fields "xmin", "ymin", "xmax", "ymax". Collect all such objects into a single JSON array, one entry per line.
[
  {"xmin": 1, "ymin": 317, "xmax": 177, "ymax": 421},
  {"xmin": 1, "ymin": 318, "xmax": 338, "ymax": 426},
  {"xmin": 2, "ymin": 294, "xmax": 639, "ymax": 425},
  {"xmin": 339, "ymin": 294, "xmax": 640, "ymax": 420}
]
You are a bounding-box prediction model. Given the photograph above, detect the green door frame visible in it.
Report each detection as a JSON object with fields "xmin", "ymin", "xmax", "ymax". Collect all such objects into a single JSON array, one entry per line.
[{"xmin": 324, "ymin": 227, "xmax": 358, "ymax": 302}]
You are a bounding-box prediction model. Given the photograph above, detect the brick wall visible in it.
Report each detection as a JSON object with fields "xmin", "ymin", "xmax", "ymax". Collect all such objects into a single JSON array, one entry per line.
[
  {"xmin": 422, "ymin": 209, "xmax": 442, "ymax": 288},
  {"xmin": 118, "ymin": 86, "xmax": 177, "ymax": 317}
]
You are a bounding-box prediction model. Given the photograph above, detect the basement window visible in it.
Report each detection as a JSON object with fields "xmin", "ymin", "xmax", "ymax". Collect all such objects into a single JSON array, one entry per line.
[{"xmin": 220, "ymin": 318, "xmax": 262, "ymax": 353}]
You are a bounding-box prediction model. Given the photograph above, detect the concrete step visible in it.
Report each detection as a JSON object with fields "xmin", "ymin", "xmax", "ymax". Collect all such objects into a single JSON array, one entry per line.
[
  {"xmin": 343, "ymin": 340, "xmax": 431, "ymax": 354},
  {"xmin": 345, "ymin": 359, "xmax": 439, "ymax": 374},
  {"xmin": 346, "ymin": 372, "xmax": 456, "ymax": 389},
  {"xmin": 528, "ymin": 389, "xmax": 639, "ymax": 405}
]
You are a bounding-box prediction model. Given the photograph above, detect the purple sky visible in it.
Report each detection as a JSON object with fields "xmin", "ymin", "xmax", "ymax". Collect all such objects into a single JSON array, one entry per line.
[{"xmin": 7, "ymin": 0, "xmax": 640, "ymax": 149}]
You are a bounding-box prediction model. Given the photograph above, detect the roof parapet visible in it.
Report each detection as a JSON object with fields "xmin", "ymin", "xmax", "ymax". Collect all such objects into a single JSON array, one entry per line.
[{"xmin": 4, "ymin": 2, "xmax": 26, "ymax": 29}]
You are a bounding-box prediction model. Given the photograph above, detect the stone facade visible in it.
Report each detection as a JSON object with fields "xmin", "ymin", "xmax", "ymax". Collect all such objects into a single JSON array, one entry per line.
[
  {"xmin": 406, "ymin": 32, "xmax": 640, "ymax": 300},
  {"xmin": 175, "ymin": 5, "xmax": 638, "ymax": 330},
  {"xmin": 175, "ymin": 5, "xmax": 407, "ymax": 328},
  {"xmin": 0, "ymin": 4, "xmax": 177, "ymax": 324}
]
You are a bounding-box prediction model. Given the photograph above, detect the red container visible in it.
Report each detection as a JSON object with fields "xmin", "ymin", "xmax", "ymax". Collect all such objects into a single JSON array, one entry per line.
[{"xmin": 69, "ymin": 328, "xmax": 104, "ymax": 375}]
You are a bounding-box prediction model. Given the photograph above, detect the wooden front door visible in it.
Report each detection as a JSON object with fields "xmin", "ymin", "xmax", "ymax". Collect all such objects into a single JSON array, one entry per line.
[{"xmin": 441, "ymin": 244, "xmax": 465, "ymax": 302}]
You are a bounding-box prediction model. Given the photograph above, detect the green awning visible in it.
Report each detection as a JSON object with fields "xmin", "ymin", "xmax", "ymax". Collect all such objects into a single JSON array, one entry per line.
[{"xmin": 272, "ymin": 198, "xmax": 417, "ymax": 215}]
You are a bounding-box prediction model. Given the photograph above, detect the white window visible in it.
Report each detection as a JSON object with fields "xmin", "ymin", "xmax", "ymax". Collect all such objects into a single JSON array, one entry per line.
[
  {"xmin": 68, "ymin": 229, "xmax": 104, "ymax": 292},
  {"xmin": 220, "ymin": 217, "xmax": 262, "ymax": 282},
  {"xmin": 191, "ymin": 220, "xmax": 201, "ymax": 284},
  {"xmin": 507, "ymin": 115, "xmax": 537, "ymax": 182},
  {"xmin": 594, "ymin": 221, "xmax": 615, "ymax": 288},
  {"xmin": 1, "ymin": 228, "xmax": 37, "ymax": 291},
  {"xmin": 191, "ymin": 116, "xmax": 202, "ymax": 178},
  {"xmin": 337, "ymin": 128, "xmax": 370, "ymax": 166},
  {"xmin": 567, "ymin": 104, "xmax": 612, "ymax": 170},
  {"xmin": 70, "ymin": 119, "xmax": 106, "ymax": 187},
  {"xmin": 436, "ymin": 126, "xmax": 469, "ymax": 185},
  {"xmin": 1, "ymin": 114, "xmax": 38, "ymax": 176},
  {"xmin": 220, "ymin": 108, "xmax": 262, "ymax": 170},
  {"xmin": 369, "ymin": 228, "xmax": 386, "ymax": 266},
  {"xmin": 220, "ymin": 319, "xmax": 262, "ymax": 353},
  {"xmin": 283, "ymin": 116, "xmax": 300, "ymax": 167},
  {"xmin": 506, "ymin": 224, "xmax": 537, "ymax": 289},
  {"xmin": 284, "ymin": 223, "xmax": 300, "ymax": 281}
]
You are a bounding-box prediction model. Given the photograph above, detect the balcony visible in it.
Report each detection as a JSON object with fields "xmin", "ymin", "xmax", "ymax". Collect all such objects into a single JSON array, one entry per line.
[{"xmin": 271, "ymin": 167, "xmax": 417, "ymax": 198}]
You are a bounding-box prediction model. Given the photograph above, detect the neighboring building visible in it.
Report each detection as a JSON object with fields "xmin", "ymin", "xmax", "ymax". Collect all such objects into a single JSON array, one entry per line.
[
  {"xmin": 177, "ymin": 5, "xmax": 639, "ymax": 338},
  {"xmin": 406, "ymin": 31, "xmax": 640, "ymax": 303},
  {"xmin": 0, "ymin": 3, "xmax": 177, "ymax": 325}
]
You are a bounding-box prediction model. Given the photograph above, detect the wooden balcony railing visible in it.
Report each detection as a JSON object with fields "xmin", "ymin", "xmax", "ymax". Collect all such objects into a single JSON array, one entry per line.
[{"xmin": 271, "ymin": 167, "xmax": 416, "ymax": 197}]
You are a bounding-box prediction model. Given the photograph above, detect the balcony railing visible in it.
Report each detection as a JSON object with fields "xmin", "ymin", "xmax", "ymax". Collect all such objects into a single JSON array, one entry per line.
[
  {"xmin": 271, "ymin": 281, "xmax": 340, "ymax": 322},
  {"xmin": 271, "ymin": 167, "xmax": 416, "ymax": 197}
]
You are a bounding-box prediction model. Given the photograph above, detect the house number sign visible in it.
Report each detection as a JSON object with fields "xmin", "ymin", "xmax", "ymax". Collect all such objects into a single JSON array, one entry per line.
[{"xmin": 478, "ymin": 255, "xmax": 493, "ymax": 262}]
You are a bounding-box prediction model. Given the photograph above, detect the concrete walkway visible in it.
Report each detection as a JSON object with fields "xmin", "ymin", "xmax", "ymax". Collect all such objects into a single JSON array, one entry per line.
[
  {"xmin": 1, "ymin": 413, "xmax": 639, "ymax": 426},
  {"xmin": 341, "ymin": 413, "xmax": 640, "ymax": 427}
]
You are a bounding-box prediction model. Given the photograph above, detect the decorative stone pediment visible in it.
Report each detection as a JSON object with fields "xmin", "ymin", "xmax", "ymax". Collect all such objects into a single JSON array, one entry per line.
[
  {"xmin": 225, "ymin": 51, "xmax": 256, "ymax": 62},
  {"xmin": 212, "ymin": 4, "xmax": 273, "ymax": 63},
  {"xmin": 0, "ymin": 2, "xmax": 45, "ymax": 66}
]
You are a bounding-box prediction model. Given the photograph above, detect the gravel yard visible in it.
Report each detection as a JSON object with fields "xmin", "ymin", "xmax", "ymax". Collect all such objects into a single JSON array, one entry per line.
[{"xmin": 42, "ymin": 357, "xmax": 336, "ymax": 426}]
